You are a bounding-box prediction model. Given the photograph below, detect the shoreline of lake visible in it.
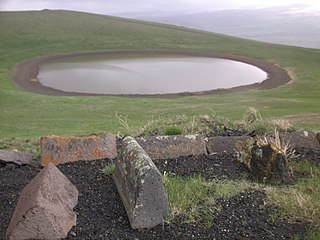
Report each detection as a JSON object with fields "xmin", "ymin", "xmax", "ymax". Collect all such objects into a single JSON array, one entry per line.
[{"xmin": 12, "ymin": 50, "xmax": 291, "ymax": 98}]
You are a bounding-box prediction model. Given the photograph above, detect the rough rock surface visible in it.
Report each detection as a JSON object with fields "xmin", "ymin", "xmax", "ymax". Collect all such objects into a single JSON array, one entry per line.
[
  {"xmin": 206, "ymin": 136, "xmax": 250, "ymax": 154},
  {"xmin": 280, "ymin": 131, "xmax": 320, "ymax": 149},
  {"xmin": 136, "ymin": 135, "xmax": 207, "ymax": 160},
  {"xmin": 40, "ymin": 133, "xmax": 117, "ymax": 166},
  {"xmin": 238, "ymin": 138, "xmax": 291, "ymax": 183},
  {"xmin": 0, "ymin": 150, "xmax": 37, "ymax": 166},
  {"xmin": 316, "ymin": 132, "xmax": 320, "ymax": 145},
  {"xmin": 113, "ymin": 136, "xmax": 168, "ymax": 229},
  {"xmin": 6, "ymin": 163, "xmax": 78, "ymax": 240}
]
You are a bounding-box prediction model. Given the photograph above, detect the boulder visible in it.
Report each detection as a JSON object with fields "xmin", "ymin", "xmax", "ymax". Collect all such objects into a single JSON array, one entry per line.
[
  {"xmin": 237, "ymin": 137, "xmax": 291, "ymax": 184},
  {"xmin": 6, "ymin": 163, "xmax": 78, "ymax": 240},
  {"xmin": 206, "ymin": 136, "xmax": 250, "ymax": 154},
  {"xmin": 40, "ymin": 133, "xmax": 117, "ymax": 166},
  {"xmin": 0, "ymin": 150, "xmax": 37, "ymax": 166},
  {"xmin": 316, "ymin": 132, "xmax": 320, "ymax": 145},
  {"xmin": 280, "ymin": 131, "xmax": 319, "ymax": 149},
  {"xmin": 113, "ymin": 136, "xmax": 168, "ymax": 229},
  {"xmin": 136, "ymin": 135, "xmax": 207, "ymax": 160}
]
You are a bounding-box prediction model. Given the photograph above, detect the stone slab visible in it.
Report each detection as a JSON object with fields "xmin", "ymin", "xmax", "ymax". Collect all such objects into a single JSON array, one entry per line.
[
  {"xmin": 0, "ymin": 150, "xmax": 37, "ymax": 166},
  {"xmin": 40, "ymin": 133, "xmax": 117, "ymax": 166},
  {"xmin": 136, "ymin": 135, "xmax": 207, "ymax": 160},
  {"xmin": 206, "ymin": 136, "xmax": 250, "ymax": 154},
  {"xmin": 6, "ymin": 163, "xmax": 78, "ymax": 240},
  {"xmin": 113, "ymin": 136, "xmax": 168, "ymax": 229},
  {"xmin": 280, "ymin": 131, "xmax": 320, "ymax": 149}
]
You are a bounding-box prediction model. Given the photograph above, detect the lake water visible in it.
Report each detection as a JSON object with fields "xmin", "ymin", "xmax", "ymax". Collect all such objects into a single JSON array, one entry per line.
[{"xmin": 38, "ymin": 57, "xmax": 268, "ymax": 95}]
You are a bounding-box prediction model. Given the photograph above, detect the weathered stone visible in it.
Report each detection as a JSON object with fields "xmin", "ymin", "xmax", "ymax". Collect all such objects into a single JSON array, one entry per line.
[
  {"xmin": 0, "ymin": 150, "xmax": 37, "ymax": 166},
  {"xmin": 6, "ymin": 163, "xmax": 78, "ymax": 240},
  {"xmin": 40, "ymin": 133, "xmax": 117, "ymax": 166},
  {"xmin": 280, "ymin": 131, "xmax": 319, "ymax": 149},
  {"xmin": 237, "ymin": 137, "xmax": 291, "ymax": 183},
  {"xmin": 316, "ymin": 132, "xmax": 320, "ymax": 145},
  {"xmin": 136, "ymin": 135, "xmax": 207, "ymax": 160},
  {"xmin": 113, "ymin": 136, "xmax": 168, "ymax": 229},
  {"xmin": 206, "ymin": 136, "xmax": 250, "ymax": 154}
]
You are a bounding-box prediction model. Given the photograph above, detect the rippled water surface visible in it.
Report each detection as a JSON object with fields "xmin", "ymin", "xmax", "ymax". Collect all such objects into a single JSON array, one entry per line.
[{"xmin": 38, "ymin": 57, "xmax": 267, "ymax": 94}]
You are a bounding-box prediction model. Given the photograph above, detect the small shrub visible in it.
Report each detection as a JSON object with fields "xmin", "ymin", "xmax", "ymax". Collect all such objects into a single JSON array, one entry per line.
[
  {"xmin": 102, "ymin": 164, "xmax": 115, "ymax": 176},
  {"xmin": 165, "ymin": 126, "xmax": 183, "ymax": 135}
]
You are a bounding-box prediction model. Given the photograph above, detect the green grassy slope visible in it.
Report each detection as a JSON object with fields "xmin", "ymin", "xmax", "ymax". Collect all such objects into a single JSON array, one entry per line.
[{"xmin": 0, "ymin": 10, "xmax": 319, "ymax": 138}]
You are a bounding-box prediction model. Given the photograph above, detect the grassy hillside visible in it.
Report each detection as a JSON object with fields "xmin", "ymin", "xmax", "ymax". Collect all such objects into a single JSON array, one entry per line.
[{"xmin": 0, "ymin": 10, "xmax": 320, "ymax": 139}]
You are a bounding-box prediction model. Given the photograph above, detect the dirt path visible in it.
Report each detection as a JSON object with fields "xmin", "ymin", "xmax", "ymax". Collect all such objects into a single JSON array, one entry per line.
[{"xmin": 12, "ymin": 50, "xmax": 291, "ymax": 97}]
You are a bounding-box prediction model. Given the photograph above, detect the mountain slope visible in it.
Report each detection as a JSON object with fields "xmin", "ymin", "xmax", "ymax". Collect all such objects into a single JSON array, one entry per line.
[
  {"xmin": 131, "ymin": 5, "xmax": 320, "ymax": 48},
  {"xmin": 0, "ymin": 10, "xmax": 319, "ymax": 138}
]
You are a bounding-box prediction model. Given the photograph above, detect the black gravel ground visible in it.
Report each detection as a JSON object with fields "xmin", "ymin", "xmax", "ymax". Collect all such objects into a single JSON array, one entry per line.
[{"xmin": 0, "ymin": 152, "xmax": 315, "ymax": 240}]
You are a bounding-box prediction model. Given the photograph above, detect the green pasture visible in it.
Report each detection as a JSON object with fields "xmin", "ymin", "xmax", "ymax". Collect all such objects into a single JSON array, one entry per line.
[{"xmin": 0, "ymin": 10, "xmax": 319, "ymax": 139}]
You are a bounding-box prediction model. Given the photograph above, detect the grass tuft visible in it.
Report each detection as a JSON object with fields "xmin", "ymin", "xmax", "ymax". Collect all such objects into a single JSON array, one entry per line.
[
  {"xmin": 236, "ymin": 107, "xmax": 294, "ymax": 135},
  {"xmin": 164, "ymin": 126, "xmax": 183, "ymax": 135},
  {"xmin": 0, "ymin": 137, "xmax": 40, "ymax": 159},
  {"xmin": 266, "ymin": 164, "xmax": 320, "ymax": 228},
  {"xmin": 102, "ymin": 163, "xmax": 115, "ymax": 176},
  {"xmin": 164, "ymin": 174, "xmax": 258, "ymax": 226}
]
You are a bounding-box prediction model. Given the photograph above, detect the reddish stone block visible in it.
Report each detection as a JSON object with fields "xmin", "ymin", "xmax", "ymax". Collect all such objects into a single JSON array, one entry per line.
[{"xmin": 40, "ymin": 133, "xmax": 117, "ymax": 166}]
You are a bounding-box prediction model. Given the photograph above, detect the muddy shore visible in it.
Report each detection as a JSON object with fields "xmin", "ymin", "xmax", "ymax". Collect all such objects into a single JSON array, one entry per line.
[{"xmin": 12, "ymin": 50, "xmax": 291, "ymax": 97}]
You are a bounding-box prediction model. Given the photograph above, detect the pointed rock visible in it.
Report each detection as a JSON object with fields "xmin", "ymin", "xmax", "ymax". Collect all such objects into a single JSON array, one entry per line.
[{"xmin": 6, "ymin": 163, "xmax": 78, "ymax": 240}]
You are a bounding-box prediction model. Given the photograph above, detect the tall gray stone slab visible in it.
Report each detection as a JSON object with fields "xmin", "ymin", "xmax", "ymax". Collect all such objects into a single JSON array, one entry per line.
[
  {"xmin": 280, "ymin": 131, "xmax": 320, "ymax": 149},
  {"xmin": 0, "ymin": 150, "xmax": 37, "ymax": 166},
  {"xmin": 6, "ymin": 163, "xmax": 78, "ymax": 240},
  {"xmin": 113, "ymin": 136, "xmax": 168, "ymax": 229},
  {"xmin": 206, "ymin": 136, "xmax": 250, "ymax": 154},
  {"xmin": 136, "ymin": 135, "xmax": 207, "ymax": 160}
]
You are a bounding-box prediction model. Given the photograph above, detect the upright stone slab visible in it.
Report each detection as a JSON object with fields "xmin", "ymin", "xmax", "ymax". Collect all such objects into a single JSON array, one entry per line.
[
  {"xmin": 6, "ymin": 163, "xmax": 78, "ymax": 240},
  {"xmin": 40, "ymin": 133, "xmax": 117, "ymax": 166},
  {"xmin": 136, "ymin": 135, "xmax": 207, "ymax": 160},
  {"xmin": 113, "ymin": 136, "xmax": 168, "ymax": 229}
]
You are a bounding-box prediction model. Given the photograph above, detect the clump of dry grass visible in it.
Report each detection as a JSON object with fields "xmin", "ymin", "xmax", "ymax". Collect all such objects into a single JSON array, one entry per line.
[
  {"xmin": 133, "ymin": 114, "xmax": 233, "ymax": 136},
  {"xmin": 257, "ymin": 129, "xmax": 296, "ymax": 160},
  {"xmin": 236, "ymin": 107, "xmax": 294, "ymax": 134}
]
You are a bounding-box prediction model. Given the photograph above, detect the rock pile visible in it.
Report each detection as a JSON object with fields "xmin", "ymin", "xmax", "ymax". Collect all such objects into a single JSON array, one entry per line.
[{"xmin": 3, "ymin": 130, "xmax": 319, "ymax": 238}]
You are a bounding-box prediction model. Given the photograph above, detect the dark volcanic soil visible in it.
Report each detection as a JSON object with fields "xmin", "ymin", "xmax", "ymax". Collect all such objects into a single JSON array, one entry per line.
[{"xmin": 1, "ymin": 151, "xmax": 314, "ymax": 240}]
